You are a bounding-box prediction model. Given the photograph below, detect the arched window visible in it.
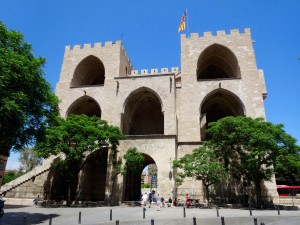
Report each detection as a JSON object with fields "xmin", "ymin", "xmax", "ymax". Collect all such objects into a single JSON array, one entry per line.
[
  {"xmin": 67, "ymin": 96, "xmax": 101, "ymax": 118},
  {"xmin": 122, "ymin": 88, "xmax": 164, "ymax": 135},
  {"xmin": 200, "ymin": 89, "xmax": 245, "ymax": 141},
  {"xmin": 71, "ymin": 55, "xmax": 105, "ymax": 87},
  {"xmin": 197, "ymin": 44, "xmax": 240, "ymax": 80}
]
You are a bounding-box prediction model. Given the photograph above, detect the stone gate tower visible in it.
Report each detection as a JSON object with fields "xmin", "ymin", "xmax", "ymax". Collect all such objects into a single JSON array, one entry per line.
[{"xmin": 1, "ymin": 28, "xmax": 277, "ymax": 205}]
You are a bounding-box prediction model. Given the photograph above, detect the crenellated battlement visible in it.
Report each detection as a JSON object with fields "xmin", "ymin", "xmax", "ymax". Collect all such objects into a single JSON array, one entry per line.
[
  {"xmin": 130, "ymin": 67, "xmax": 179, "ymax": 76},
  {"xmin": 65, "ymin": 40, "xmax": 123, "ymax": 52},
  {"xmin": 182, "ymin": 28, "xmax": 251, "ymax": 39},
  {"xmin": 64, "ymin": 40, "xmax": 133, "ymax": 70}
]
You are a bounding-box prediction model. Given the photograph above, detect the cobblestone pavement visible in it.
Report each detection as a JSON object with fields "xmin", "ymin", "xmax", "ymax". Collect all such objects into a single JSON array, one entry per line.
[{"xmin": 1, "ymin": 205, "xmax": 300, "ymax": 225}]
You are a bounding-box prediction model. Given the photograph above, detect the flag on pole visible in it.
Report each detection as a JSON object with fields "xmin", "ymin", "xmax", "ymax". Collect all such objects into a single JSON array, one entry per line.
[{"xmin": 178, "ymin": 10, "xmax": 188, "ymax": 33}]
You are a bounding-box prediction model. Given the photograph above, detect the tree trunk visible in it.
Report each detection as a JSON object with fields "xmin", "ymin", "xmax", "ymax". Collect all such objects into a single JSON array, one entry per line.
[
  {"xmin": 0, "ymin": 155, "xmax": 8, "ymax": 187},
  {"xmin": 110, "ymin": 173, "xmax": 119, "ymax": 205},
  {"xmin": 204, "ymin": 184, "xmax": 210, "ymax": 207},
  {"xmin": 254, "ymin": 179, "xmax": 262, "ymax": 208}
]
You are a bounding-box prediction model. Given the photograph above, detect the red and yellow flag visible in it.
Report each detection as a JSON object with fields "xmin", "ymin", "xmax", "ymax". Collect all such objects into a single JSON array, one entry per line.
[{"xmin": 178, "ymin": 10, "xmax": 188, "ymax": 33}]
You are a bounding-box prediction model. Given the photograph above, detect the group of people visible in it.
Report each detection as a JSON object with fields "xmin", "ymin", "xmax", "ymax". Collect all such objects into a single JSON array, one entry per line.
[{"xmin": 141, "ymin": 191, "xmax": 173, "ymax": 211}]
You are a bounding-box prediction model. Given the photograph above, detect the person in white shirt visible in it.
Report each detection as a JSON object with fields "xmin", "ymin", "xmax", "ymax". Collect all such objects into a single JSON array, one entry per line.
[
  {"xmin": 141, "ymin": 193, "xmax": 148, "ymax": 209},
  {"xmin": 156, "ymin": 194, "xmax": 162, "ymax": 211}
]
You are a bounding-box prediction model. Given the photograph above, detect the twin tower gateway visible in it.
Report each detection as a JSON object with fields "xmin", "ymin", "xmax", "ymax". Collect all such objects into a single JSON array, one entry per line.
[{"xmin": 2, "ymin": 28, "xmax": 278, "ymax": 204}]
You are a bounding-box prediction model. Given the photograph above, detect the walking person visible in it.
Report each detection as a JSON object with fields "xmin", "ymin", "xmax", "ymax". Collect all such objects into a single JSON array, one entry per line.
[
  {"xmin": 148, "ymin": 192, "xmax": 152, "ymax": 208},
  {"xmin": 156, "ymin": 194, "xmax": 162, "ymax": 211},
  {"xmin": 141, "ymin": 193, "xmax": 148, "ymax": 210}
]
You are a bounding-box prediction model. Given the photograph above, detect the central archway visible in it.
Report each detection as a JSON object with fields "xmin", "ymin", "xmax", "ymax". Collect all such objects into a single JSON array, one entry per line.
[{"xmin": 124, "ymin": 154, "xmax": 157, "ymax": 201}]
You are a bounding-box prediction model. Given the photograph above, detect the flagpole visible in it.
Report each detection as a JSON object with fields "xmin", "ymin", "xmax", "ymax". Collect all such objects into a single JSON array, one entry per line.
[{"xmin": 186, "ymin": 9, "xmax": 190, "ymax": 38}]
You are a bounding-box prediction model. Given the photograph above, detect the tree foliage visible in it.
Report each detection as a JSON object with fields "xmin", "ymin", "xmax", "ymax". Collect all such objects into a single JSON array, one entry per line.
[
  {"xmin": 0, "ymin": 22, "xmax": 59, "ymax": 156},
  {"xmin": 2, "ymin": 170, "xmax": 24, "ymax": 185},
  {"xmin": 18, "ymin": 147, "xmax": 42, "ymax": 172},
  {"xmin": 35, "ymin": 114, "xmax": 124, "ymax": 201},
  {"xmin": 173, "ymin": 146, "xmax": 226, "ymax": 202},
  {"xmin": 206, "ymin": 116, "xmax": 299, "ymax": 208},
  {"xmin": 122, "ymin": 147, "xmax": 144, "ymax": 175}
]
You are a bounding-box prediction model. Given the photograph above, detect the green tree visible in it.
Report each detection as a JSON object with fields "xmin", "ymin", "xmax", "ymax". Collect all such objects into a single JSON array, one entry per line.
[
  {"xmin": 173, "ymin": 146, "xmax": 226, "ymax": 203},
  {"xmin": 18, "ymin": 147, "xmax": 42, "ymax": 172},
  {"xmin": 2, "ymin": 170, "xmax": 24, "ymax": 185},
  {"xmin": 207, "ymin": 116, "xmax": 299, "ymax": 208},
  {"xmin": 35, "ymin": 114, "xmax": 124, "ymax": 203},
  {"xmin": 0, "ymin": 22, "xmax": 59, "ymax": 157},
  {"xmin": 275, "ymin": 147, "xmax": 300, "ymax": 185}
]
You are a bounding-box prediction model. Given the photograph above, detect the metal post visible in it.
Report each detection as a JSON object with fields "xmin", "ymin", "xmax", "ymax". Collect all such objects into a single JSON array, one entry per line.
[
  {"xmin": 254, "ymin": 217, "xmax": 257, "ymax": 225},
  {"xmin": 116, "ymin": 219, "xmax": 119, "ymax": 225},
  {"xmin": 78, "ymin": 211, "xmax": 81, "ymax": 224},
  {"xmin": 23, "ymin": 216, "xmax": 27, "ymax": 225},
  {"xmin": 110, "ymin": 209, "xmax": 112, "ymax": 221},
  {"xmin": 216, "ymin": 206, "xmax": 219, "ymax": 217},
  {"xmin": 151, "ymin": 218, "xmax": 154, "ymax": 225},
  {"xmin": 221, "ymin": 216, "xmax": 225, "ymax": 225},
  {"xmin": 193, "ymin": 216, "xmax": 197, "ymax": 225},
  {"xmin": 49, "ymin": 216, "xmax": 52, "ymax": 225},
  {"xmin": 249, "ymin": 207, "xmax": 252, "ymax": 216},
  {"xmin": 143, "ymin": 207, "xmax": 146, "ymax": 219},
  {"xmin": 277, "ymin": 205, "xmax": 280, "ymax": 215},
  {"xmin": 183, "ymin": 206, "xmax": 186, "ymax": 218}
]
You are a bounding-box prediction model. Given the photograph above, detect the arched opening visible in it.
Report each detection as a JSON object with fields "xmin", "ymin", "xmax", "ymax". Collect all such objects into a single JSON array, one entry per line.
[
  {"xmin": 122, "ymin": 88, "xmax": 164, "ymax": 135},
  {"xmin": 67, "ymin": 96, "xmax": 101, "ymax": 118},
  {"xmin": 124, "ymin": 154, "xmax": 157, "ymax": 201},
  {"xmin": 197, "ymin": 44, "xmax": 240, "ymax": 80},
  {"xmin": 200, "ymin": 89, "xmax": 245, "ymax": 140},
  {"xmin": 71, "ymin": 55, "xmax": 105, "ymax": 87},
  {"xmin": 77, "ymin": 149, "xmax": 108, "ymax": 201}
]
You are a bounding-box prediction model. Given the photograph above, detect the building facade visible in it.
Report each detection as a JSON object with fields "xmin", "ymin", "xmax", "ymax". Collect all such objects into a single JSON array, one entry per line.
[{"xmin": 1, "ymin": 28, "xmax": 278, "ymax": 204}]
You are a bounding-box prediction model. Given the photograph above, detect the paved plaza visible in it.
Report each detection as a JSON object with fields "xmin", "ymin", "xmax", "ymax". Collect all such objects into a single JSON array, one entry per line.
[{"xmin": 1, "ymin": 204, "xmax": 300, "ymax": 225}]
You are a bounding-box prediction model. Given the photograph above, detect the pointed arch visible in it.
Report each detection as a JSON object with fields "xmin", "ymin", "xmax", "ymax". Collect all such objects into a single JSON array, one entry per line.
[
  {"xmin": 124, "ymin": 153, "xmax": 157, "ymax": 201},
  {"xmin": 71, "ymin": 55, "xmax": 105, "ymax": 87},
  {"xmin": 66, "ymin": 95, "xmax": 101, "ymax": 118},
  {"xmin": 200, "ymin": 88, "xmax": 245, "ymax": 140},
  {"xmin": 197, "ymin": 44, "xmax": 240, "ymax": 80},
  {"xmin": 122, "ymin": 87, "xmax": 164, "ymax": 135}
]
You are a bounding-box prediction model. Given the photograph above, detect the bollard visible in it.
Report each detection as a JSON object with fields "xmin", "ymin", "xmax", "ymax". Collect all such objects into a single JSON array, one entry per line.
[
  {"xmin": 143, "ymin": 207, "xmax": 146, "ymax": 219},
  {"xmin": 49, "ymin": 216, "xmax": 52, "ymax": 225},
  {"xmin": 254, "ymin": 217, "xmax": 257, "ymax": 225},
  {"xmin": 116, "ymin": 219, "xmax": 119, "ymax": 225},
  {"xmin": 277, "ymin": 205, "xmax": 280, "ymax": 215},
  {"xmin": 249, "ymin": 207, "xmax": 252, "ymax": 216},
  {"xmin": 110, "ymin": 209, "xmax": 112, "ymax": 221},
  {"xmin": 78, "ymin": 211, "xmax": 81, "ymax": 224},
  {"xmin": 193, "ymin": 216, "xmax": 197, "ymax": 225},
  {"xmin": 151, "ymin": 218, "xmax": 154, "ymax": 225},
  {"xmin": 216, "ymin": 206, "xmax": 219, "ymax": 217},
  {"xmin": 221, "ymin": 216, "xmax": 225, "ymax": 225},
  {"xmin": 24, "ymin": 215, "xmax": 27, "ymax": 225},
  {"xmin": 183, "ymin": 206, "xmax": 186, "ymax": 218},
  {"xmin": 260, "ymin": 223, "xmax": 265, "ymax": 225}
]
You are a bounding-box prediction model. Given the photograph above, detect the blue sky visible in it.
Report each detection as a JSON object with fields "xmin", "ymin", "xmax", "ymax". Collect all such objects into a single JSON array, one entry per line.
[{"xmin": 1, "ymin": 0, "xmax": 299, "ymax": 169}]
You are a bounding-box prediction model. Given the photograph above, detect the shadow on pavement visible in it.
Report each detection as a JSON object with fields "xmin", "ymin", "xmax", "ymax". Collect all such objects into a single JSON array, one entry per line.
[{"xmin": 0, "ymin": 212, "xmax": 59, "ymax": 225}]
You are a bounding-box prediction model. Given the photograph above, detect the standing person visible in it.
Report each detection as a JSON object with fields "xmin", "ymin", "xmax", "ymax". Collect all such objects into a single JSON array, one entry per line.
[
  {"xmin": 156, "ymin": 194, "xmax": 162, "ymax": 211},
  {"xmin": 185, "ymin": 194, "xmax": 190, "ymax": 207},
  {"xmin": 148, "ymin": 192, "xmax": 152, "ymax": 208},
  {"xmin": 161, "ymin": 196, "xmax": 165, "ymax": 207},
  {"xmin": 141, "ymin": 193, "xmax": 148, "ymax": 210},
  {"xmin": 33, "ymin": 195, "xmax": 40, "ymax": 205}
]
